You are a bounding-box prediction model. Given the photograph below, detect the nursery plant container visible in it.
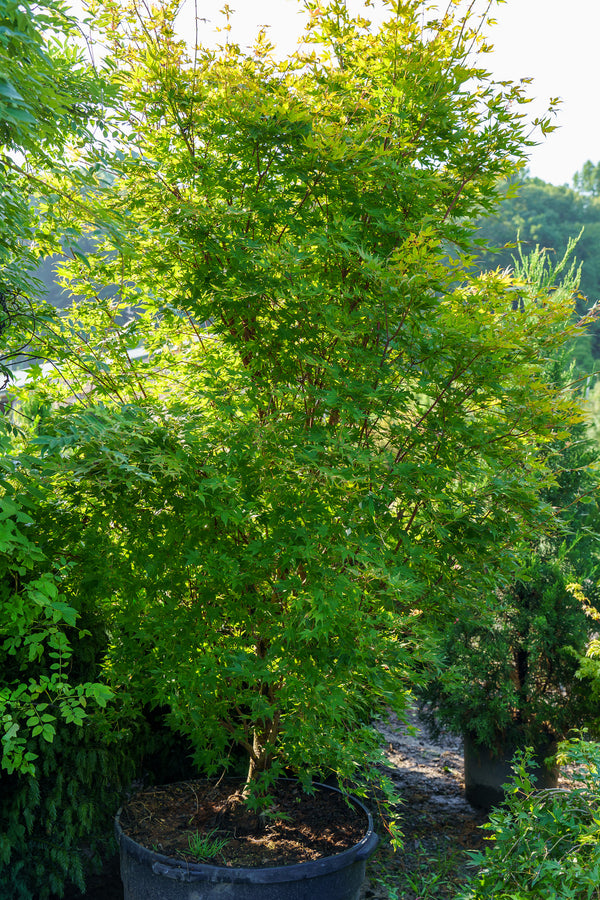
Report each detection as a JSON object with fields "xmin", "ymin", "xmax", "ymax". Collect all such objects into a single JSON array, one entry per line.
[
  {"xmin": 115, "ymin": 781, "xmax": 379, "ymax": 900},
  {"xmin": 464, "ymin": 732, "xmax": 559, "ymax": 810}
]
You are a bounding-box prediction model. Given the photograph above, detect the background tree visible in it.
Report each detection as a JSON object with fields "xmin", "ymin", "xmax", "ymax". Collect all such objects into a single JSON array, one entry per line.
[
  {"xmin": 473, "ymin": 168, "xmax": 600, "ymax": 372},
  {"xmin": 573, "ymin": 159, "xmax": 600, "ymax": 198},
  {"xmin": 0, "ymin": 0, "xmax": 115, "ymax": 377},
  {"xmin": 0, "ymin": 4, "xmax": 134, "ymax": 897}
]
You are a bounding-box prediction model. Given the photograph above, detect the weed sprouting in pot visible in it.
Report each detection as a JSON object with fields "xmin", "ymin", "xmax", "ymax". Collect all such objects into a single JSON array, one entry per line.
[{"xmin": 187, "ymin": 829, "xmax": 230, "ymax": 862}]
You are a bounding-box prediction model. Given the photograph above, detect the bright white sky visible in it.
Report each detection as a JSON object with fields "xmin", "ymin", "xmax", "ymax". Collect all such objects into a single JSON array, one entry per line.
[{"xmin": 170, "ymin": 0, "xmax": 599, "ymax": 188}]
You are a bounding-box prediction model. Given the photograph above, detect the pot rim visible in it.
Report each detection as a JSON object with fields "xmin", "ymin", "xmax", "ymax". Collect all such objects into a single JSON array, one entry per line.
[
  {"xmin": 463, "ymin": 729, "xmax": 559, "ymax": 753},
  {"xmin": 115, "ymin": 779, "xmax": 378, "ymax": 885}
]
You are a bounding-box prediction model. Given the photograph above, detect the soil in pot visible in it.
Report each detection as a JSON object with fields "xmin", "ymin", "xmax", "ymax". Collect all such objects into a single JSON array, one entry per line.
[{"xmin": 118, "ymin": 779, "xmax": 368, "ymax": 867}]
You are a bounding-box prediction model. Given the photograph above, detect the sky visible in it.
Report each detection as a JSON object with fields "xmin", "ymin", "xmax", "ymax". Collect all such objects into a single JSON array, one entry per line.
[
  {"xmin": 484, "ymin": 0, "xmax": 600, "ymax": 187},
  {"xmin": 172, "ymin": 0, "xmax": 600, "ymax": 188}
]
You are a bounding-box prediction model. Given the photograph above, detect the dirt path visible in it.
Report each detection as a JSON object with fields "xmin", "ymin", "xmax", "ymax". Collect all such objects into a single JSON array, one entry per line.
[{"xmin": 360, "ymin": 710, "xmax": 488, "ymax": 900}]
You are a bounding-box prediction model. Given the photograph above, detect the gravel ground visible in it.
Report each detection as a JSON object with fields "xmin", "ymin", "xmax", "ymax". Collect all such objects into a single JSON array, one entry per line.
[{"xmin": 360, "ymin": 709, "xmax": 489, "ymax": 900}]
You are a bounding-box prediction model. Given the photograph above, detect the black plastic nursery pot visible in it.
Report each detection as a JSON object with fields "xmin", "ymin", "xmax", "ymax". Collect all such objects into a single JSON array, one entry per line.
[
  {"xmin": 115, "ymin": 782, "xmax": 379, "ymax": 900},
  {"xmin": 464, "ymin": 732, "xmax": 559, "ymax": 810}
]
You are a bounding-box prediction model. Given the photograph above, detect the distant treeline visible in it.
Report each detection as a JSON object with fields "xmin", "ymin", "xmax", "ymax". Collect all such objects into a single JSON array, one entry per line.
[{"xmin": 473, "ymin": 161, "xmax": 600, "ymax": 374}]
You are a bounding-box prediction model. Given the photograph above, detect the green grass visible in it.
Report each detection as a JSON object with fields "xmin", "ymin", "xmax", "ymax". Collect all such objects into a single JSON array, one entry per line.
[
  {"xmin": 366, "ymin": 835, "xmax": 475, "ymax": 899},
  {"xmin": 186, "ymin": 828, "xmax": 230, "ymax": 862}
]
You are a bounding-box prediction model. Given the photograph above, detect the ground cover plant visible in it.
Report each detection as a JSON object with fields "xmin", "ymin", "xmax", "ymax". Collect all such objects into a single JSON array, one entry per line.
[
  {"xmin": 2, "ymin": 0, "xmax": 599, "ymax": 888},
  {"xmin": 459, "ymin": 738, "xmax": 600, "ymax": 900}
]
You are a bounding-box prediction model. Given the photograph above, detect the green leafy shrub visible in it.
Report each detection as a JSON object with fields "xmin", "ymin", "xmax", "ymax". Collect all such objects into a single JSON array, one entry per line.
[
  {"xmin": 461, "ymin": 738, "xmax": 600, "ymax": 900},
  {"xmin": 0, "ymin": 419, "xmax": 211, "ymax": 897},
  {"xmin": 0, "ymin": 467, "xmax": 134, "ymax": 899},
  {"xmin": 0, "ymin": 692, "xmax": 209, "ymax": 900},
  {"xmin": 12, "ymin": 0, "xmax": 594, "ymax": 833},
  {"xmin": 0, "ymin": 494, "xmax": 113, "ymax": 775},
  {"xmin": 417, "ymin": 556, "xmax": 596, "ymax": 750}
]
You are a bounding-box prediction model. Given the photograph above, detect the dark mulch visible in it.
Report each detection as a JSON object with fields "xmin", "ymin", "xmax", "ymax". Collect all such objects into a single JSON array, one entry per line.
[{"xmin": 119, "ymin": 779, "xmax": 366, "ymax": 868}]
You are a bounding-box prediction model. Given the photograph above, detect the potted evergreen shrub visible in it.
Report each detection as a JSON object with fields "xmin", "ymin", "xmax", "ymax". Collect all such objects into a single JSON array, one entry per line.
[
  {"xmin": 418, "ymin": 558, "xmax": 597, "ymax": 808},
  {"xmin": 9, "ymin": 0, "xmax": 597, "ymax": 896},
  {"xmin": 418, "ymin": 340, "xmax": 600, "ymax": 809}
]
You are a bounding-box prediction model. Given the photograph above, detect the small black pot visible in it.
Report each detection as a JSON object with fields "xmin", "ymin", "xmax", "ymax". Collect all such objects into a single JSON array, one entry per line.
[
  {"xmin": 464, "ymin": 732, "xmax": 559, "ymax": 810},
  {"xmin": 115, "ymin": 782, "xmax": 378, "ymax": 900}
]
